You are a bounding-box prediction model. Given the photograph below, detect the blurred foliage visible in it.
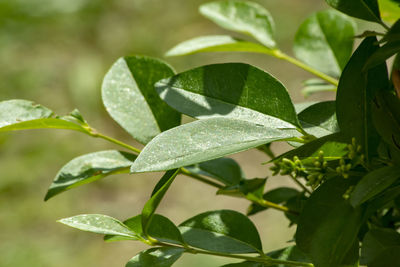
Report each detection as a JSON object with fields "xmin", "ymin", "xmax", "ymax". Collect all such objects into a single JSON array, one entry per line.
[{"xmin": 0, "ymin": 0, "xmax": 330, "ymax": 266}]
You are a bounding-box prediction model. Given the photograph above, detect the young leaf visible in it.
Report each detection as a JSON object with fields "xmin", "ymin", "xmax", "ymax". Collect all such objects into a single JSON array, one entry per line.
[
  {"xmin": 294, "ymin": 10, "xmax": 356, "ymax": 77},
  {"xmin": 247, "ymin": 187, "xmax": 300, "ymax": 216},
  {"xmin": 0, "ymin": 100, "xmax": 88, "ymax": 133},
  {"xmin": 275, "ymin": 133, "xmax": 349, "ymax": 165},
  {"xmin": 298, "ymin": 101, "xmax": 339, "ymax": 138},
  {"xmin": 102, "ymin": 56, "xmax": 181, "ymax": 144},
  {"xmin": 199, "ymin": 0, "xmax": 276, "ymax": 48},
  {"xmin": 350, "ymin": 166, "xmax": 400, "ymax": 206},
  {"xmin": 59, "ymin": 214, "xmax": 137, "ymax": 238},
  {"xmin": 336, "ymin": 37, "xmax": 389, "ymax": 162},
  {"xmin": 131, "ymin": 117, "xmax": 298, "ymax": 173},
  {"xmin": 126, "ymin": 247, "xmax": 184, "ymax": 267},
  {"xmin": 361, "ymin": 228, "xmax": 400, "ymax": 265},
  {"xmin": 325, "ymin": 0, "xmax": 382, "ymax": 24},
  {"xmin": 45, "ymin": 150, "xmax": 136, "ymax": 200},
  {"xmin": 165, "ymin": 35, "xmax": 274, "ymax": 57},
  {"xmin": 105, "ymin": 214, "xmax": 184, "ymax": 245},
  {"xmin": 184, "ymin": 157, "xmax": 243, "ymax": 186},
  {"xmin": 142, "ymin": 170, "xmax": 179, "ymax": 235},
  {"xmin": 179, "ymin": 210, "xmax": 262, "ymax": 254},
  {"xmin": 156, "ymin": 63, "xmax": 300, "ymax": 129},
  {"xmin": 296, "ymin": 177, "xmax": 363, "ymax": 267}
]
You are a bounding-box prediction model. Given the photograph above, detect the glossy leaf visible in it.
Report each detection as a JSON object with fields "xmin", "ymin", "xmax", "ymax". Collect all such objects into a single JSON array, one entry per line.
[
  {"xmin": 131, "ymin": 117, "xmax": 297, "ymax": 173},
  {"xmin": 105, "ymin": 214, "xmax": 184, "ymax": 245},
  {"xmin": 361, "ymin": 228, "xmax": 400, "ymax": 265},
  {"xmin": 298, "ymin": 101, "xmax": 339, "ymax": 138},
  {"xmin": 179, "ymin": 210, "xmax": 262, "ymax": 254},
  {"xmin": 166, "ymin": 35, "xmax": 274, "ymax": 57},
  {"xmin": 142, "ymin": 170, "xmax": 179, "ymax": 235},
  {"xmin": 294, "ymin": 10, "xmax": 356, "ymax": 77},
  {"xmin": 350, "ymin": 166, "xmax": 400, "ymax": 206},
  {"xmin": 296, "ymin": 177, "xmax": 363, "ymax": 267},
  {"xmin": 336, "ymin": 37, "xmax": 389, "ymax": 162},
  {"xmin": 156, "ymin": 63, "xmax": 300, "ymax": 129},
  {"xmin": 45, "ymin": 150, "xmax": 136, "ymax": 200},
  {"xmin": 59, "ymin": 214, "xmax": 137, "ymax": 238},
  {"xmin": 102, "ymin": 56, "xmax": 181, "ymax": 144},
  {"xmin": 325, "ymin": 0, "xmax": 382, "ymax": 23},
  {"xmin": 184, "ymin": 157, "xmax": 243, "ymax": 186},
  {"xmin": 126, "ymin": 247, "xmax": 184, "ymax": 267},
  {"xmin": 247, "ymin": 187, "xmax": 300, "ymax": 216},
  {"xmin": 199, "ymin": 0, "xmax": 276, "ymax": 48},
  {"xmin": 0, "ymin": 100, "xmax": 88, "ymax": 133}
]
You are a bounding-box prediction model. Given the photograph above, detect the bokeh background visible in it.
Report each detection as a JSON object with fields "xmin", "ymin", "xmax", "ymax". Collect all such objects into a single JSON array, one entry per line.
[{"xmin": 0, "ymin": 0, "xmax": 382, "ymax": 266}]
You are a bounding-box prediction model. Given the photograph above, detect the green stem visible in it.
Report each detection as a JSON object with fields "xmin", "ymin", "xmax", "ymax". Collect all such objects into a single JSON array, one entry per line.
[
  {"xmin": 180, "ymin": 168, "xmax": 224, "ymax": 189},
  {"xmin": 89, "ymin": 131, "xmax": 142, "ymax": 154},
  {"xmin": 249, "ymin": 195, "xmax": 299, "ymax": 215},
  {"xmin": 290, "ymin": 174, "xmax": 312, "ymax": 195},
  {"xmin": 271, "ymin": 50, "xmax": 339, "ymax": 87},
  {"xmin": 154, "ymin": 242, "xmax": 313, "ymax": 267}
]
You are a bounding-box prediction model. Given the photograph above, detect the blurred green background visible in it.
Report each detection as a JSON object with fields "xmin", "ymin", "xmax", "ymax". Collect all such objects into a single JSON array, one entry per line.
[{"xmin": 0, "ymin": 0, "xmax": 346, "ymax": 266}]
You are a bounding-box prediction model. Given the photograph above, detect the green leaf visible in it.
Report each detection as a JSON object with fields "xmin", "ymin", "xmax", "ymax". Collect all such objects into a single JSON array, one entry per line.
[
  {"xmin": 368, "ymin": 246, "xmax": 400, "ymax": 267},
  {"xmin": 142, "ymin": 170, "xmax": 179, "ymax": 235},
  {"xmin": 131, "ymin": 117, "xmax": 297, "ymax": 173},
  {"xmin": 165, "ymin": 35, "xmax": 274, "ymax": 57},
  {"xmin": 336, "ymin": 37, "xmax": 389, "ymax": 162},
  {"xmin": 298, "ymin": 101, "xmax": 339, "ymax": 138},
  {"xmin": 350, "ymin": 166, "xmax": 400, "ymax": 206},
  {"xmin": 126, "ymin": 247, "xmax": 184, "ymax": 267},
  {"xmin": 59, "ymin": 214, "xmax": 137, "ymax": 238},
  {"xmin": 156, "ymin": 63, "xmax": 300, "ymax": 129},
  {"xmin": 247, "ymin": 187, "xmax": 300, "ymax": 216},
  {"xmin": 275, "ymin": 133, "xmax": 349, "ymax": 165},
  {"xmin": 294, "ymin": 10, "xmax": 356, "ymax": 77},
  {"xmin": 45, "ymin": 150, "xmax": 136, "ymax": 200},
  {"xmin": 179, "ymin": 210, "xmax": 262, "ymax": 254},
  {"xmin": 296, "ymin": 177, "xmax": 363, "ymax": 267},
  {"xmin": 371, "ymin": 90, "xmax": 400, "ymax": 149},
  {"xmin": 379, "ymin": 0, "xmax": 400, "ymax": 23},
  {"xmin": 199, "ymin": 0, "xmax": 276, "ymax": 48},
  {"xmin": 105, "ymin": 214, "xmax": 184, "ymax": 245},
  {"xmin": 184, "ymin": 157, "xmax": 243, "ymax": 186},
  {"xmin": 0, "ymin": 100, "xmax": 88, "ymax": 133},
  {"xmin": 102, "ymin": 56, "xmax": 181, "ymax": 144},
  {"xmin": 361, "ymin": 228, "xmax": 400, "ymax": 265},
  {"xmin": 267, "ymin": 246, "xmax": 311, "ymax": 267},
  {"xmin": 325, "ymin": 0, "xmax": 382, "ymax": 23},
  {"xmin": 365, "ymin": 20, "xmax": 400, "ymax": 69}
]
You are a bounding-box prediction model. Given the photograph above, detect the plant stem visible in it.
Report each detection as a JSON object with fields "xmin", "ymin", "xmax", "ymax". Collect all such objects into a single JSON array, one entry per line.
[
  {"xmin": 249, "ymin": 196, "xmax": 299, "ymax": 215},
  {"xmin": 271, "ymin": 50, "xmax": 339, "ymax": 87},
  {"xmin": 89, "ymin": 131, "xmax": 142, "ymax": 154},
  {"xmin": 290, "ymin": 174, "xmax": 312, "ymax": 195},
  {"xmin": 154, "ymin": 242, "xmax": 314, "ymax": 267},
  {"xmin": 180, "ymin": 167, "xmax": 224, "ymax": 189}
]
